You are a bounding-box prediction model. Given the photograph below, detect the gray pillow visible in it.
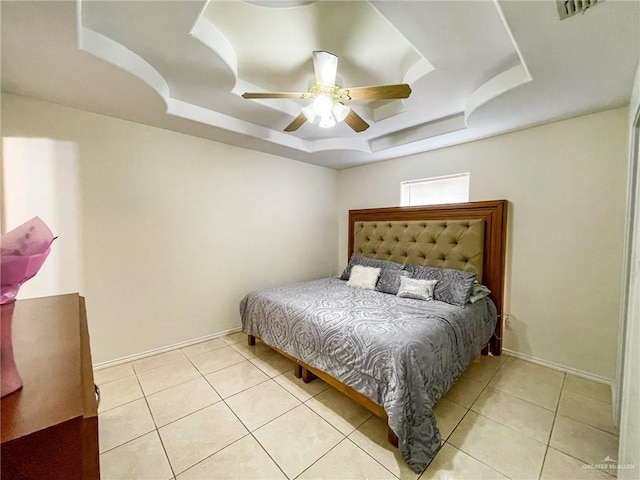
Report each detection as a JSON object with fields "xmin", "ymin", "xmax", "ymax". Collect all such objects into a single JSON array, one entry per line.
[
  {"xmin": 468, "ymin": 282, "xmax": 491, "ymax": 303},
  {"xmin": 404, "ymin": 264, "xmax": 476, "ymax": 306},
  {"xmin": 376, "ymin": 269, "xmax": 408, "ymax": 295},
  {"xmin": 340, "ymin": 255, "xmax": 403, "ymax": 280}
]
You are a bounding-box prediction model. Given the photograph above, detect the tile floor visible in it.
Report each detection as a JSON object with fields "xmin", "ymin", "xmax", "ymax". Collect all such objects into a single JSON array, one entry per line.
[{"xmin": 95, "ymin": 333, "xmax": 619, "ymax": 479}]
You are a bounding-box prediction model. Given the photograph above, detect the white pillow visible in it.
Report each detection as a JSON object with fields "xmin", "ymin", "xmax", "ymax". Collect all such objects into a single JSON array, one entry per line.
[
  {"xmin": 397, "ymin": 277, "xmax": 438, "ymax": 301},
  {"xmin": 347, "ymin": 265, "xmax": 381, "ymax": 290}
]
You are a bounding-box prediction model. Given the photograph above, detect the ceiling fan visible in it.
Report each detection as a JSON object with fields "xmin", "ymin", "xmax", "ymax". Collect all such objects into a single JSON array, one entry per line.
[{"xmin": 242, "ymin": 51, "xmax": 411, "ymax": 133}]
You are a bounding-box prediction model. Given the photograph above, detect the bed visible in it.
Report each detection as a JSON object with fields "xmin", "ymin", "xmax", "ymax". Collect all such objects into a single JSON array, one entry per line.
[{"xmin": 240, "ymin": 200, "xmax": 507, "ymax": 472}]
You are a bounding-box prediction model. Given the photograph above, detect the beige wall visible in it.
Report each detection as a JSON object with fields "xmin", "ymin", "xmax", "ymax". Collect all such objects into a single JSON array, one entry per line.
[
  {"xmin": 2, "ymin": 92, "xmax": 630, "ymax": 381},
  {"xmin": 1, "ymin": 93, "xmax": 338, "ymax": 364},
  {"xmin": 337, "ymin": 108, "xmax": 629, "ymax": 380}
]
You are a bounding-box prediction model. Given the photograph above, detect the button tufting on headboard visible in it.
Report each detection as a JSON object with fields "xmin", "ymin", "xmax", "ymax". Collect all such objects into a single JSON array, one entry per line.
[{"xmin": 354, "ymin": 219, "xmax": 485, "ymax": 280}]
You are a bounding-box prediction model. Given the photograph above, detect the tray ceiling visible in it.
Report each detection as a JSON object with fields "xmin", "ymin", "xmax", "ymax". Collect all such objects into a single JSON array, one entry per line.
[{"xmin": 1, "ymin": 1, "xmax": 638, "ymax": 169}]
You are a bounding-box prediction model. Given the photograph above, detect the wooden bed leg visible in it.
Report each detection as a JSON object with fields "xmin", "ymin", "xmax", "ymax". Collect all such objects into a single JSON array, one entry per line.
[
  {"xmin": 248, "ymin": 335, "xmax": 256, "ymax": 346},
  {"xmin": 294, "ymin": 364, "xmax": 302, "ymax": 379},
  {"xmin": 301, "ymin": 367, "xmax": 317, "ymax": 383},
  {"xmin": 481, "ymin": 345, "xmax": 489, "ymax": 356},
  {"xmin": 387, "ymin": 427, "xmax": 399, "ymax": 448},
  {"xmin": 490, "ymin": 336, "xmax": 502, "ymax": 356}
]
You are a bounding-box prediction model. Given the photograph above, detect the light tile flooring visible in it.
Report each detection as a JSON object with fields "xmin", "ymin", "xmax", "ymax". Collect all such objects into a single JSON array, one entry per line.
[{"xmin": 95, "ymin": 333, "xmax": 619, "ymax": 480}]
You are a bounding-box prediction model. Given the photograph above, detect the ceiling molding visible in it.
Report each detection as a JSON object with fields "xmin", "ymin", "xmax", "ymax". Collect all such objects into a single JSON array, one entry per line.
[
  {"xmin": 371, "ymin": 113, "xmax": 467, "ymax": 152},
  {"xmin": 79, "ymin": 27, "xmax": 170, "ymax": 104},
  {"xmin": 465, "ymin": 64, "xmax": 532, "ymax": 125},
  {"xmin": 2, "ymin": 0, "xmax": 636, "ymax": 169}
]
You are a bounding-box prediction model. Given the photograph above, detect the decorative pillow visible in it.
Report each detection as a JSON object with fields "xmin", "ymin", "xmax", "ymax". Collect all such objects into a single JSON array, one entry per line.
[
  {"xmin": 347, "ymin": 265, "xmax": 381, "ymax": 290},
  {"xmin": 468, "ymin": 282, "xmax": 491, "ymax": 303},
  {"xmin": 397, "ymin": 277, "xmax": 438, "ymax": 301},
  {"xmin": 376, "ymin": 269, "xmax": 409, "ymax": 295},
  {"xmin": 340, "ymin": 254, "xmax": 403, "ymax": 280},
  {"xmin": 404, "ymin": 264, "xmax": 476, "ymax": 306}
]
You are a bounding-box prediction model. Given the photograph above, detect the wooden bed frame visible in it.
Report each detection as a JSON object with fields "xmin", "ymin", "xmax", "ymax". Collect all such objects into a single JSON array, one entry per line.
[{"xmin": 247, "ymin": 200, "xmax": 508, "ymax": 447}]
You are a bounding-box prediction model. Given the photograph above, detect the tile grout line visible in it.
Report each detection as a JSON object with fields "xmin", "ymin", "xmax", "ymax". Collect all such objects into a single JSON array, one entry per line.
[
  {"xmin": 205, "ymin": 375, "xmax": 273, "ymax": 402},
  {"xmin": 544, "ymin": 375, "xmax": 619, "ymax": 478},
  {"xmin": 248, "ymin": 431, "xmax": 291, "ymax": 479},
  {"xmin": 96, "ymin": 335, "xmax": 243, "ymax": 382},
  {"xmin": 147, "ymin": 350, "xmax": 217, "ymax": 478},
  {"xmin": 170, "ymin": 432, "xmax": 254, "ymax": 477},
  {"xmin": 176, "ymin": 342, "xmax": 305, "ymax": 478},
  {"xmin": 149, "ymin": 347, "xmax": 249, "ymax": 478},
  {"xmin": 346, "ymin": 434, "xmax": 402, "ymax": 479},
  {"xmin": 137, "ymin": 372, "xmax": 178, "ymax": 480},
  {"xmin": 98, "ymin": 338, "xmax": 298, "ymax": 408},
  {"xmin": 343, "ymin": 436, "xmax": 403, "ymax": 480},
  {"xmin": 291, "ymin": 436, "xmax": 387, "ymax": 480},
  {"xmin": 554, "ymin": 399, "xmax": 620, "ymax": 437},
  {"xmin": 97, "ymin": 376, "xmax": 176, "ymax": 477},
  {"xmin": 467, "ymin": 356, "xmax": 566, "ymax": 442},
  {"xmin": 482, "ymin": 356, "xmax": 563, "ymax": 410},
  {"xmin": 437, "ymin": 356, "xmax": 516, "ymax": 478},
  {"xmin": 536, "ymin": 372, "xmax": 566, "ymax": 480},
  {"xmin": 213, "ymin": 340, "xmax": 300, "ymax": 480},
  {"xmin": 135, "ymin": 350, "xmax": 251, "ymax": 398},
  {"xmin": 98, "ymin": 370, "xmax": 158, "ymax": 455},
  {"xmin": 468, "ymin": 405, "xmax": 554, "ymax": 444},
  {"xmin": 96, "ymin": 337, "xmax": 247, "ymax": 466},
  {"xmin": 215, "ymin": 371, "xmax": 299, "ymax": 479},
  {"xmin": 289, "ymin": 390, "xmax": 393, "ymax": 476},
  {"xmin": 98, "ymin": 426, "xmax": 157, "ymax": 456},
  {"xmin": 444, "ymin": 442, "xmax": 514, "ymax": 479},
  {"xmin": 467, "ymin": 357, "xmax": 557, "ymax": 479},
  {"xmin": 222, "ymin": 379, "xmax": 303, "ymax": 429}
]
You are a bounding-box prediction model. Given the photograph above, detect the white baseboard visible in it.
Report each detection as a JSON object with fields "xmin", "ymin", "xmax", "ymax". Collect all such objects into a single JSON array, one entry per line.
[
  {"xmin": 503, "ymin": 348, "xmax": 612, "ymax": 386},
  {"xmin": 93, "ymin": 326, "xmax": 243, "ymax": 370}
]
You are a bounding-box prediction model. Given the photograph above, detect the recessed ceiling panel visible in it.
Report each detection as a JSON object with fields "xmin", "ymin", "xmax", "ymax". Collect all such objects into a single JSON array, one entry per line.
[{"xmin": 204, "ymin": 1, "xmax": 423, "ymax": 92}]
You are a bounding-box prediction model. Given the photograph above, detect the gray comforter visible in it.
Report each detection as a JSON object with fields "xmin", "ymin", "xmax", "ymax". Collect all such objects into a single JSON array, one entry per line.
[{"xmin": 239, "ymin": 277, "xmax": 497, "ymax": 472}]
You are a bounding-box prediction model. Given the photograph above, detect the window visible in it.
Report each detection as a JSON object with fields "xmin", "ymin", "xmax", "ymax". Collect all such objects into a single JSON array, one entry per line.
[{"xmin": 400, "ymin": 173, "xmax": 469, "ymax": 206}]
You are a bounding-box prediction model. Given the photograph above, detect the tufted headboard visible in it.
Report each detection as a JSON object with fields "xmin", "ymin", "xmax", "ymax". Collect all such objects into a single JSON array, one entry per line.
[
  {"xmin": 353, "ymin": 219, "xmax": 485, "ymax": 280},
  {"xmin": 348, "ymin": 200, "xmax": 508, "ymax": 355}
]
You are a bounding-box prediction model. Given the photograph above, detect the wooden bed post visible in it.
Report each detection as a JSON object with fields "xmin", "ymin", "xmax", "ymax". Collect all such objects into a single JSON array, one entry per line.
[
  {"xmin": 301, "ymin": 367, "xmax": 317, "ymax": 383},
  {"xmin": 247, "ymin": 335, "xmax": 256, "ymax": 346},
  {"xmin": 388, "ymin": 427, "xmax": 399, "ymax": 448}
]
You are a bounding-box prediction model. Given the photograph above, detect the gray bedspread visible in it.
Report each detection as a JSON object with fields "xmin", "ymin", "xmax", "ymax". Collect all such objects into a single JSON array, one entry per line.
[{"xmin": 239, "ymin": 277, "xmax": 497, "ymax": 472}]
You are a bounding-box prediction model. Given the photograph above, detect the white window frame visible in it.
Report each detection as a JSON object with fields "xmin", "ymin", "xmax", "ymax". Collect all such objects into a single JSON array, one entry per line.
[{"xmin": 400, "ymin": 173, "xmax": 470, "ymax": 207}]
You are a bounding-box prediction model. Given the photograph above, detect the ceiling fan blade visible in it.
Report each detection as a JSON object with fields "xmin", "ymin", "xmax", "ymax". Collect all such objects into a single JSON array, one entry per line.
[
  {"xmin": 242, "ymin": 92, "xmax": 307, "ymax": 99},
  {"xmin": 284, "ymin": 113, "xmax": 307, "ymax": 132},
  {"xmin": 343, "ymin": 84, "xmax": 411, "ymax": 100},
  {"xmin": 344, "ymin": 109, "xmax": 369, "ymax": 133},
  {"xmin": 313, "ymin": 51, "xmax": 338, "ymax": 87}
]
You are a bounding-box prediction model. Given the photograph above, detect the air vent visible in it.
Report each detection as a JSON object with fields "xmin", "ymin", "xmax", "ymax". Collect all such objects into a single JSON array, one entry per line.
[{"xmin": 557, "ymin": 0, "xmax": 601, "ymax": 20}]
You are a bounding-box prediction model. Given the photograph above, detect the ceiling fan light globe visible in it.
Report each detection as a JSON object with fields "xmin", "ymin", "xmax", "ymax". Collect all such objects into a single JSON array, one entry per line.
[
  {"xmin": 302, "ymin": 104, "xmax": 317, "ymax": 123},
  {"xmin": 319, "ymin": 115, "xmax": 336, "ymax": 129},
  {"xmin": 313, "ymin": 94, "xmax": 333, "ymax": 117},
  {"xmin": 332, "ymin": 102, "xmax": 350, "ymax": 123}
]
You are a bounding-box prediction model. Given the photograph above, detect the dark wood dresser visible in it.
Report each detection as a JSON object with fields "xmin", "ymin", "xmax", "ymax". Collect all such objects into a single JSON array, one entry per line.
[{"xmin": 1, "ymin": 294, "xmax": 99, "ymax": 480}]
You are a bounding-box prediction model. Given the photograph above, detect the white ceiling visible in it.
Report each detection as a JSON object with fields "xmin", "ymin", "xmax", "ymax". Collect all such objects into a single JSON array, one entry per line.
[{"xmin": 2, "ymin": 0, "xmax": 638, "ymax": 169}]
